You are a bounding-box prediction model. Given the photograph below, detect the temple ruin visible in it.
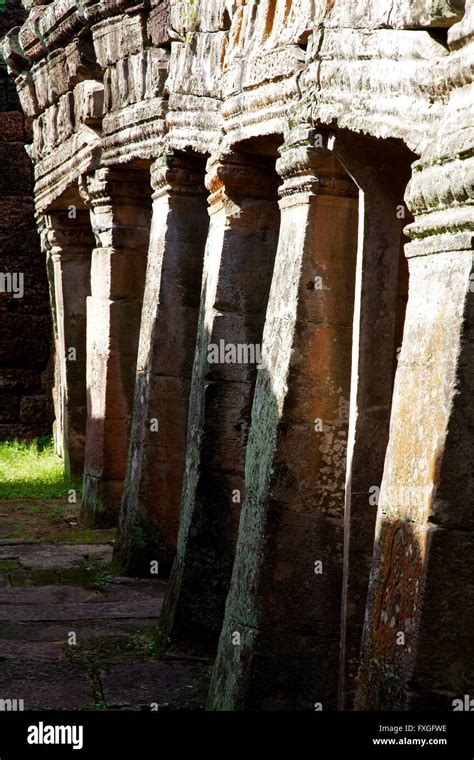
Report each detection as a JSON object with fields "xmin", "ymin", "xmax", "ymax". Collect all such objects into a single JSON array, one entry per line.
[{"xmin": 1, "ymin": 0, "xmax": 473, "ymax": 710}]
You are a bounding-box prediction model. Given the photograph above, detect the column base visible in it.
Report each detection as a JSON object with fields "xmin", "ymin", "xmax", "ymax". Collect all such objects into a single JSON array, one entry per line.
[
  {"xmin": 81, "ymin": 473, "xmax": 124, "ymax": 528},
  {"xmin": 113, "ymin": 513, "xmax": 176, "ymax": 578},
  {"xmin": 207, "ymin": 618, "xmax": 339, "ymax": 711}
]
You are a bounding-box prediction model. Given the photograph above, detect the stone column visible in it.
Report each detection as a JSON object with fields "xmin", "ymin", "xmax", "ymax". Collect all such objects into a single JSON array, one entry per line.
[
  {"xmin": 41, "ymin": 206, "xmax": 94, "ymax": 480},
  {"xmin": 333, "ymin": 133, "xmax": 412, "ymax": 710},
  {"xmin": 156, "ymin": 151, "xmax": 281, "ymax": 656},
  {"xmin": 38, "ymin": 215, "xmax": 63, "ymax": 461},
  {"xmin": 355, "ymin": 9, "xmax": 474, "ymax": 708},
  {"xmin": 114, "ymin": 152, "xmax": 209, "ymax": 576},
  {"xmin": 208, "ymin": 127, "xmax": 359, "ymax": 711},
  {"xmin": 80, "ymin": 166, "xmax": 152, "ymax": 527}
]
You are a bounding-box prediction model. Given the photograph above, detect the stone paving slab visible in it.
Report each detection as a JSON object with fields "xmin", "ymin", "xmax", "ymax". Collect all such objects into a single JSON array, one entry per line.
[
  {"xmin": 0, "ymin": 640, "xmax": 64, "ymax": 661},
  {"xmin": 0, "ymin": 585, "xmax": 102, "ymax": 605},
  {"xmin": 0, "ymin": 543, "xmax": 112, "ymax": 569},
  {"xmin": 0, "ymin": 662, "xmax": 96, "ymax": 710},
  {"xmin": 0, "ymin": 509, "xmax": 211, "ymax": 710},
  {"xmin": 0, "ymin": 619, "xmax": 156, "ymax": 642},
  {"xmin": 0, "ymin": 539, "xmax": 35, "ymax": 545},
  {"xmin": 0, "ymin": 580, "xmax": 166, "ymax": 605},
  {"xmin": 0, "ymin": 600, "xmax": 162, "ymax": 622},
  {"xmin": 100, "ymin": 661, "xmax": 212, "ymax": 710}
]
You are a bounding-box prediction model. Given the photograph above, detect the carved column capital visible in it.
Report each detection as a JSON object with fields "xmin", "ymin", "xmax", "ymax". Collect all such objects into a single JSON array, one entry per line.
[
  {"xmin": 39, "ymin": 213, "xmax": 77, "ymax": 260},
  {"xmin": 150, "ymin": 152, "xmax": 207, "ymax": 200},
  {"xmin": 78, "ymin": 167, "xmax": 113, "ymax": 209},
  {"xmin": 35, "ymin": 212, "xmax": 51, "ymax": 255},
  {"xmin": 205, "ymin": 151, "xmax": 280, "ymax": 207},
  {"xmin": 42, "ymin": 208, "xmax": 95, "ymax": 258},
  {"xmin": 277, "ymin": 125, "xmax": 358, "ymax": 200},
  {"xmin": 404, "ymin": 6, "xmax": 474, "ymax": 259},
  {"xmin": 79, "ymin": 166, "xmax": 152, "ymax": 209},
  {"xmin": 404, "ymin": 154, "xmax": 474, "ymax": 257},
  {"xmin": 79, "ymin": 165, "xmax": 152, "ymax": 248}
]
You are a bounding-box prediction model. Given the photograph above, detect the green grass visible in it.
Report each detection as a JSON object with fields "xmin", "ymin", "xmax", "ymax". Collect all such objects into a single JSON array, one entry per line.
[{"xmin": 0, "ymin": 436, "xmax": 81, "ymax": 499}]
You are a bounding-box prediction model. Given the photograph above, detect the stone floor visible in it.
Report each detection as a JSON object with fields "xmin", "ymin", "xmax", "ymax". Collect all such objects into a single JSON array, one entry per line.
[{"xmin": 0, "ymin": 500, "xmax": 212, "ymax": 710}]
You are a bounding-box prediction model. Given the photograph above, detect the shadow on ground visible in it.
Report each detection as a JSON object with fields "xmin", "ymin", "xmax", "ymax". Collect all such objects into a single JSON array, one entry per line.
[{"xmin": 0, "ymin": 500, "xmax": 211, "ymax": 710}]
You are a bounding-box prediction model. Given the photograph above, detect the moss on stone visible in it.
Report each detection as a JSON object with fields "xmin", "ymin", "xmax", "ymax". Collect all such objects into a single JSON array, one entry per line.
[
  {"xmin": 39, "ymin": 528, "xmax": 116, "ymax": 545},
  {"xmin": 154, "ymin": 559, "xmax": 183, "ymax": 658},
  {"xmin": 0, "ymin": 559, "xmax": 21, "ymax": 573},
  {"xmin": 64, "ymin": 634, "xmax": 154, "ymax": 670},
  {"xmin": 113, "ymin": 515, "xmax": 174, "ymax": 579},
  {"xmin": 368, "ymin": 657, "xmax": 405, "ymax": 710},
  {"xmin": 9, "ymin": 560, "xmax": 114, "ymax": 588}
]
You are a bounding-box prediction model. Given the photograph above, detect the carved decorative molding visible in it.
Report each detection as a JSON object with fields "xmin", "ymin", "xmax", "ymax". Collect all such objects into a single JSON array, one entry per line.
[
  {"xmin": 277, "ymin": 125, "xmax": 358, "ymax": 200},
  {"xmin": 150, "ymin": 151, "xmax": 207, "ymax": 200}
]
